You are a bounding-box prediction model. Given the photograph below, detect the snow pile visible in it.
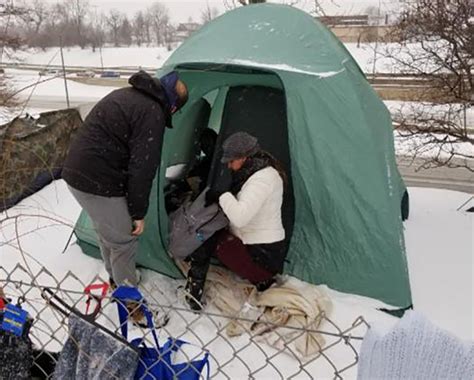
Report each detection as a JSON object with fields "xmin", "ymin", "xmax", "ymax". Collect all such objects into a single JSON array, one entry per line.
[
  {"xmin": 6, "ymin": 46, "xmax": 174, "ymax": 69},
  {"xmin": 229, "ymin": 59, "xmax": 346, "ymax": 77},
  {"xmin": 0, "ymin": 69, "xmax": 116, "ymax": 124},
  {"xmin": 9, "ymin": 69, "xmax": 116, "ymax": 103}
]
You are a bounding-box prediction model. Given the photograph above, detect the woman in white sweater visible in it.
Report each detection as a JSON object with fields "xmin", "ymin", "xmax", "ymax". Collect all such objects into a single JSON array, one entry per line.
[{"xmin": 185, "ymin": 132, "xmax": 287, "ymax": 311}]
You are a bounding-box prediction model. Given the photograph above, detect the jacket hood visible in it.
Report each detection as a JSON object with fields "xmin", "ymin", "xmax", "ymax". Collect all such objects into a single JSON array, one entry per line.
[{"xmin": 128, "ymin": 71, "xmax": 173, "ymax": 128}]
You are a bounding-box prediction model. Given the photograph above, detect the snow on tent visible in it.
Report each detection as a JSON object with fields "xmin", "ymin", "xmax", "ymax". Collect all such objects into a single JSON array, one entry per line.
[
  {"xmin": 0, "ymin": 109, "xmax": 81, "ymax": 212},
  {"xmin": 74, "ymin": 4, "xmax": 412, "ymax": 307}
]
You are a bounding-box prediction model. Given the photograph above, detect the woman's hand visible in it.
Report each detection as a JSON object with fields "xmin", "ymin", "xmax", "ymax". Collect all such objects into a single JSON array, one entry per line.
[
  {"xmin": 205, "ymin": 189, "xmax": 222, "ymax": 207},
  {"xmin": 132, "ymin": 219, "xmax": 145, "ymax": 236}
]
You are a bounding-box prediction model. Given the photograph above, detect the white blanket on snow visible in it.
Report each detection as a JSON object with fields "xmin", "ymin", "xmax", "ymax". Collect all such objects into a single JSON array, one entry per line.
[
  {"xmin": 357, "ymin": 311, "xmax": 474, "ymax": 380},
  {"xmin": 204, "ymin": 267, "xmax": 333, "ymax": 358}
]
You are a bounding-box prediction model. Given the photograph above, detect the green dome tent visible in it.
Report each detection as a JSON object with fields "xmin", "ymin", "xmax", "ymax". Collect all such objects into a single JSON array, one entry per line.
[{"xmin": 74, "ymin": 4, "xmax": 412, "ymax": 307}]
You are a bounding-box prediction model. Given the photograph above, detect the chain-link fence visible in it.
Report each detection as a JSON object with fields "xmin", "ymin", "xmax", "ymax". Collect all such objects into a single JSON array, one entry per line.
[{"xmin": 1, "ymin": 263, "xmax": 369, "ymax": 379}]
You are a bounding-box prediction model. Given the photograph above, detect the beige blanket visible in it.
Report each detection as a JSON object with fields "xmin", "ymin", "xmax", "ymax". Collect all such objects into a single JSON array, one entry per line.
[{"xmin": 204, "ymin": 266, "xmax": 333, "ymax": 357}]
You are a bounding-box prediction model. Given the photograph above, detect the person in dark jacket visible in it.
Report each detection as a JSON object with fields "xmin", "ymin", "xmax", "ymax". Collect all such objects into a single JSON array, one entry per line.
[{"xmin": 63, "ymin": 70, "xmax": 188, "ymax": 288}]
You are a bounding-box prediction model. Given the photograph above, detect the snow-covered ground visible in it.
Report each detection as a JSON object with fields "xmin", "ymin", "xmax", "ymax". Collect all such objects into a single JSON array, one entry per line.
[
  {"xmin": 387, "ymin": 100, "xmax": 473, "ymax": 161},
  {"xmin": 1, "ymin": 181, "xmax": 472, "ymax": 378},
  {"xmin": 4, "ymin": 43, "xmax": 404, "ymax": 73},
  {"xmin": 394, "ymin": 131, "xmax": 474, "ymax": 161},
  {"xmin": 7, "ymin": 69, "xmax": 116, "ymax": 104},
  {"xmin": 386, "ymin": 100, "xmax": 474, "ymax": 129},
  {"xmin": 7, "ymin": 46, "xmax": 175, "ymax": 69},
  {"xmin": 345, "ymin": 42, "xmax": 388, "ymax": 73},
  {"xmin": 0, "ymin": 69, "xmax": 117, "ymax": 124},
  {"xmin": 404, "ymin": 188, "xmax": 473, "ymax": 340}
]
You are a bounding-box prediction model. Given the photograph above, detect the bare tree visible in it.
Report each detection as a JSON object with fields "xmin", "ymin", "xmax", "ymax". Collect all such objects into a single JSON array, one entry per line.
[
  {"xmin": 143, "ymin": 13, "xmax": 153, "ymax": 45},
  {"xmin": 133, "ymin": 11, "xmax": 146, "ymax": 46},
  {"xmin": 106, "ymin": 9, "xmax": 123, "ymax": 47},
  {"xmin": 118, "ymin": 17, "xmax": 133, "ymax": 46},
  {"xmin": 0, "ymin": 1, "xmax": 25, "ymax": 117},
  {"xmin": 201, "ymin": 1, "xmax": 219, "ymax": 24},
  {"xmin": 0, "ymin": 30, "xmax": 22, "ymax": 59},
  {"xmin": 1, "ymin": 1, "xmax": 25, "ymax": 62},
  {"xmin": 30, "ymin": 4, "xmax": 68, "ymax": 49},
  {"xmin": 148, "ymin": 2, "xmax": 170, "ymax": 46},
  {"xmin": 31, "ymin": 0, "xmax": 91, "ymax": 48},
  {"xmin": 66, "ymin": 0, "xmax": 90, "ymax": 48},
  {"xmin": 51, "ymin": 2, "xmax": 69, "ymax": 26},
  {"xmin": 88, "ymin": 11, "xmax": 106, "ymax": 52},
  {"xmin": 20, "ymin": 0, "xmax": 49, "ymax": 35},
  {"xmin": 382, "ymin": 0, "xmax": 473, "ymax": 171}
]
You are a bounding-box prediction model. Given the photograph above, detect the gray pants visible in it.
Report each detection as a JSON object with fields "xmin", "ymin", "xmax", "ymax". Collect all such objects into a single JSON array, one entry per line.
[{"xmin": 68, "ymin": 186, "xmax": 138, "ymax": 286}]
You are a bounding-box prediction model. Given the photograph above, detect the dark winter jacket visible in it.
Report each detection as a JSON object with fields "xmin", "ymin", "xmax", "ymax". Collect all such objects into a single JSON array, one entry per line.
[
  {"xmin": 0, "ymin": 311, "xmax": 34, "ymax": 380},
  {"xmin": 63, "ymin": 71, "xmax": 171, "ymax": 219},
  {"xmin": 53, "ymin": 314, "xmax": 139, "ymax": 380}
]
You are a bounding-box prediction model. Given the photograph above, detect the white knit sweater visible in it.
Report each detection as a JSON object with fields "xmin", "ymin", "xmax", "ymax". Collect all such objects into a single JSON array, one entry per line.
[
  {"xmin": 357, "ymin": 311, "xmax": 474, "ymax": 379},
  {"xmin": 219, "ymin": 167, "xmax": 285, "ymax": 245}
]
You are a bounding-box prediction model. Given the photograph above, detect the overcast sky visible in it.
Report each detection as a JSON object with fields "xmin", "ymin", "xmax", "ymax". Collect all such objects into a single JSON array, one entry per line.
[{"xmin": 42, "ymin": 0, "xmax": 401, "ymax": 23}]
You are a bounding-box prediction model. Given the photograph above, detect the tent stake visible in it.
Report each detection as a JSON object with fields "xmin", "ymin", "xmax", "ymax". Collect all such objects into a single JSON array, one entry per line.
[{"xmin": 62, "ymin": 230, "xmax": 76, "ymax": 254}]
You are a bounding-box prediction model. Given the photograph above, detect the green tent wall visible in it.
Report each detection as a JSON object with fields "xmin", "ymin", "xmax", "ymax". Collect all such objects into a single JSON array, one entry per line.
[{"xmin": 74, "ymin": 4, "xmax": 412, "ymax": 307}]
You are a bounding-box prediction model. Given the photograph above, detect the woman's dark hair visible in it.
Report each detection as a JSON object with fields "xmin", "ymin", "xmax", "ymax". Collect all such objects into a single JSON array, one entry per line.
[
  {"xmin": 230, "ymin": 148, "xmax": 288, "ymax": 195},
  {"xmin": 254, "ymin": 150, "xmax": 288, "ymax": 187}
]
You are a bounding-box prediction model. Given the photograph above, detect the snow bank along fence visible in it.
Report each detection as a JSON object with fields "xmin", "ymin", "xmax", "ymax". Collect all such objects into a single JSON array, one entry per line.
[{"xmin": 0, "ymin": 264, "xmax": 369, "ymax": 379}]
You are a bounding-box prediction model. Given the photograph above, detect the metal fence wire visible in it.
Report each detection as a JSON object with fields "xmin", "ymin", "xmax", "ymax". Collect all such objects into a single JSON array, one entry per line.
[{"xmin": 0, "ymin": 264, "xmax": 370, "ymax": 380}]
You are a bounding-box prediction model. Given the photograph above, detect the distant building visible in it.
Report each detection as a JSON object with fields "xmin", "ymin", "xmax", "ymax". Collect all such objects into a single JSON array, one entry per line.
[
  {"xmin": 174, "ymin": 22, "xmax": 202, "ymax": 42},
  {"xmin": 318, "ymin": 13, "xmax": 394, "ymax": 27},
  {"xmin": 319, "ymin": 15, "xmax": 369, "ymax": 27},
  {"xmin": 317, "ymin": 14, "xmax": 396, "ymax": 43}
]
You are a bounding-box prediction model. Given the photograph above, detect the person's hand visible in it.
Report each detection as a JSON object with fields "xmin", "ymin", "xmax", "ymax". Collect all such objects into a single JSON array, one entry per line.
[
  {"xmin": 132, "ymin": 219, "xmax": 145, "ymax": 236},
  {"xmin": 205, "ymin": 188, "xmax": 222, "ymax": 207}
]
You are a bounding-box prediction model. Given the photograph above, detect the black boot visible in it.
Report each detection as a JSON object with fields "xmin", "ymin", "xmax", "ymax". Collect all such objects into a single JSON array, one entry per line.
[
  {"xmin": 185, "ymin": 276, "xmax": 206, "ymax": 312},
  {"xmin": 255, "ymin": 277, "xmax": 276, "ymax": 292},
  {"xmin": 109, "ymin": 277, "xmax": 117, "ymax": 291},
  {"xmin": 184, "ymin": 239, "xmax": 214, "ymax": 311}
]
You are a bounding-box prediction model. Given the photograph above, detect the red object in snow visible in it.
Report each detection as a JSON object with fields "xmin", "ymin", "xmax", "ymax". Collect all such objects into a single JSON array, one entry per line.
[{"xmin": 84, "ymin": 283, "xmax": 110, "ymax": 316}]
